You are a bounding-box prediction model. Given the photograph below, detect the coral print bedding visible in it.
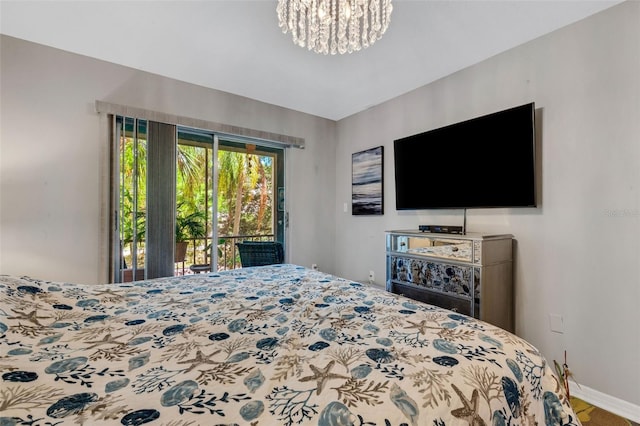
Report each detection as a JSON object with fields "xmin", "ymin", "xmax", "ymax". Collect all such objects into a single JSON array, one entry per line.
[{"xmin": 0, "ymin": 265, "xmax": 580, "ymax": 425}]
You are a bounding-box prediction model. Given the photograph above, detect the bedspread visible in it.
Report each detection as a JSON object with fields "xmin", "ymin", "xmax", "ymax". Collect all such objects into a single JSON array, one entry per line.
[{"xmin": 0, "ymin": 265, "xmax": 579, "ymax": 425}]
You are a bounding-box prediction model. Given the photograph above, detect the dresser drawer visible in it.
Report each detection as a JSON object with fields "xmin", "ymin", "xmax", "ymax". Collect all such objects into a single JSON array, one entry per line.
[
  {"xmin": 390, "ymin": 281, "xmax": 476, "ymax": 317},
  {"xmin": 390, "ymin": 255, "xmax": 473, "ymax": 300}
]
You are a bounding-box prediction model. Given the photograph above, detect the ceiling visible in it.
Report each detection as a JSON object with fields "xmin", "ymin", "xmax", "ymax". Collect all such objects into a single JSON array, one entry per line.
[{"xmin": 0, "ymin": 0, "xmax": 624, "ymax": 121}]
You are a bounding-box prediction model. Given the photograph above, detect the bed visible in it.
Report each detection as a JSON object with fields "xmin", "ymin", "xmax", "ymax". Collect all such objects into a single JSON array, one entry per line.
[{"xmin": 0, "ymin": 264, "xmax": 580, "ymax": 425}]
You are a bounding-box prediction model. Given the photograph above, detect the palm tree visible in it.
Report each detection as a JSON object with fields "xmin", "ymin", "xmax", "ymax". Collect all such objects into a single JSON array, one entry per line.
[
  {"xmin": 256, "ymin": 158, "xmax": 268, "ymax": 233},
  {"xmin": 217, "ymin": 150, "xmax": 245, "ymax": 236},
  {"xmin": 120, "ymin": 132, "xmax": 275, "ymax": 272},
  {"xmin": 217, "ymin": 150, "xmax": 272, "ymax": 237},
  {"xmin": 120, "ymin": 135, "xmax": 147, "ymax": 268},
  {"xmin": 176, "ymin": 144, "xmax": 203, "ymax": 204}
]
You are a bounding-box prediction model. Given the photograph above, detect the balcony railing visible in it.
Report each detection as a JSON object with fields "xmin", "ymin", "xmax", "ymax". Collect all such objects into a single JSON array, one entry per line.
[
  {"xmin": 121, "ymin": 234, "xmax": 276, "ymax": 280},
  {"xmin": 187, "ymin": 234, "xmax": 274, "ymax": 271},
  {"xmin": 178, "ymin": 234, "xmax": 276, "ymax": 274}
]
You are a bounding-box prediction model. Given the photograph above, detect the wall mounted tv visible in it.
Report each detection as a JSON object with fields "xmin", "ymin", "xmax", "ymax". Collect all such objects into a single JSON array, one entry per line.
[{"xmin": 394, "ymin": 102, "xmax": 536, "ymax": 210}]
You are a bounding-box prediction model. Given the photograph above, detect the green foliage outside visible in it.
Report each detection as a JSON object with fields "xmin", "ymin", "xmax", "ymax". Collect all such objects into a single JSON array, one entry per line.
[{"xmin": 119, "ymin": 135, "xmax": 274, "ymax": 272}]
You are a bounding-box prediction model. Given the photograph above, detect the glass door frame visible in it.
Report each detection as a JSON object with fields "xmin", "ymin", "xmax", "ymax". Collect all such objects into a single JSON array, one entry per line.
[
  {"xmin": 111, "ymin": 116, "xmax": 287, "ymax": 281},
  {"xmin": 211, "ymin": 134, "xmax": 287, "ymax": 270}
]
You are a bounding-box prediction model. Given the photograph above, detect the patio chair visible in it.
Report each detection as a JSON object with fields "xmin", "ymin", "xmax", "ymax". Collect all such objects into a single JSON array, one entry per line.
[{"xmin": 236, "ymin": 241, "xmax": 284, "ymax": 267}]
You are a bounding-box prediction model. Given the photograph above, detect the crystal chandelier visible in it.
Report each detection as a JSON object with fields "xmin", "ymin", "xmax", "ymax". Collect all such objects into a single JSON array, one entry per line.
[{"xmin": 276, "ymin": 0, "xmax": 393, "ymax": 55}]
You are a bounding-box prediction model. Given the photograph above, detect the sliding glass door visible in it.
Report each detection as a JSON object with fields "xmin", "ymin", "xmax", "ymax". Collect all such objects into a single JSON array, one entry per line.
[
  {"xmin": 215, "ymin": 139, "xmax": 285, "ymax": 270},
  {"xmin": 114, "ymin": 117, "xmax": 147, "ymax": 282},
  {"xmin": 111, "ymin": 116, "xmax": 285, "ymax": 282}
]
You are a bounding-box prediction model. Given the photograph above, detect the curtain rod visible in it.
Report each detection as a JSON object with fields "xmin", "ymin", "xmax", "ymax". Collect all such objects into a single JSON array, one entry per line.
[{"xmin": 95, "ymin": 100, "xmax": 305, "ymax": 149}]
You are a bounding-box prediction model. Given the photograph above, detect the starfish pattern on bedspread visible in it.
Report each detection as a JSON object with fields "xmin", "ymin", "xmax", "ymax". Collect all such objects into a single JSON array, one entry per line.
[{"xmin": 0, "ymin": 266, "xmax": 581, "ymax": 425}]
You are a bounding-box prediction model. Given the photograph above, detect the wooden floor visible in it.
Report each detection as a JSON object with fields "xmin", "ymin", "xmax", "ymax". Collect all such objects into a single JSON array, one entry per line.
[{"xmin": 571, "ymin": 397, "xmax": 639, "ymax": 426}]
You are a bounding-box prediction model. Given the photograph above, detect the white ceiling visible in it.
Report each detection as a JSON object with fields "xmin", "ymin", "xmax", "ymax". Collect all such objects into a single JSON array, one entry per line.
[{"xmin": 0, "ymin": 0, "xmax": 624, "ymax": 121}]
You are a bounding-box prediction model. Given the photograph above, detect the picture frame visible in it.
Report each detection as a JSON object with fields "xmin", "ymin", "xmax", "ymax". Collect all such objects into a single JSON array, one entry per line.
[{"xmin": 352, "ymin": 146, "xmax": 384, "ymax": 215}]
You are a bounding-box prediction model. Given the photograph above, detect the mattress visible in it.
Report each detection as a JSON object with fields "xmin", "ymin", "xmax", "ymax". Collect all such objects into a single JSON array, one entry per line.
[{"xmin": 0, "ymin": 265, "xmax": 580, "ymax": 425}]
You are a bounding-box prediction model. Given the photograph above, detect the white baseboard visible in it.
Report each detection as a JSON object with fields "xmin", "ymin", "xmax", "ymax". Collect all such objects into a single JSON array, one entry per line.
[{"xmin": 570, "ymin": 382, "xmax": 640, "ymax": 423}]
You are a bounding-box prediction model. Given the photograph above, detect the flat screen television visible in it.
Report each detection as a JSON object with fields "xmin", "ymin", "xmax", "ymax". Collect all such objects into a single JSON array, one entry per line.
[{"xmin": 394, "ymin": 102, "xmax": 536, "ymax": 210}]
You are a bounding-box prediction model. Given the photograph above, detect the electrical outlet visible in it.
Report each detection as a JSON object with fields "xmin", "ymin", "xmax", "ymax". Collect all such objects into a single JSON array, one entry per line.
[
  {"xmin": 368, "ymin": 270, "xmax": 374, "ymax": 283},
  {"xmin": 549, "ymin": 314, "xmax": 564, "ymax": 334},
  {"xmin": 311, "ymin": 264, "xmax": 318, "ymax": 271}
]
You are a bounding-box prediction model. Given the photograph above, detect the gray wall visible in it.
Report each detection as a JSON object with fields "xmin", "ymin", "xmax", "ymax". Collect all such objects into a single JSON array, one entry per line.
[
  {"xmin": 334, "ymin": 0, "xmax": 639, "ymax": 410},
  {"xmin": 0, "ymin": 35, "xmax": 337, "ymax": 285},
  {"xmin": 1, "ymin": 0, "xmax": 638, "ymax": 414}
]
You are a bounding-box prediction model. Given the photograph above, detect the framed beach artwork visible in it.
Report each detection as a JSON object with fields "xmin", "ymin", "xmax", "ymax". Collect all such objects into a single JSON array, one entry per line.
[{"xmin": 352, "ymin": 146, "xmax": 384, "ymax": 215}]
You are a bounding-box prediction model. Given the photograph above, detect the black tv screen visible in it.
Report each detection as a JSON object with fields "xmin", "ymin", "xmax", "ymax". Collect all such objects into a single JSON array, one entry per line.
[{"xmin": 394, "ymin": 102, "xmax": 536, "ymax": 210}]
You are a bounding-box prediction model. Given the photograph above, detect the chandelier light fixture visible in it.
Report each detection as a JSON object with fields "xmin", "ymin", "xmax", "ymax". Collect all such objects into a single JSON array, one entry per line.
[{"xmin": 276, "ymin": 0, "xmax": 393, "ymax": 55}]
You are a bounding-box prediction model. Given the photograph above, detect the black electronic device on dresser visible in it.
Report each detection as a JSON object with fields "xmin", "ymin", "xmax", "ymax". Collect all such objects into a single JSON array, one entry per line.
[{"xmin": 418, "ymin": 225, "xmax": 463, "ymax": 234}]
